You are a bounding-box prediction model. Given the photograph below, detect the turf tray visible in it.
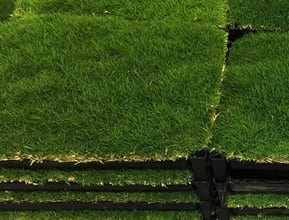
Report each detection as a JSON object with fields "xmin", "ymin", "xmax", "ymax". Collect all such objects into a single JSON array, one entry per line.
[
  {"xmin": 0, "ymin": 14, "xmax": 227, "ymax": 161},
  {"xmin": 212, "ymin": 32, "xmax": 289, "ymax": 163}
]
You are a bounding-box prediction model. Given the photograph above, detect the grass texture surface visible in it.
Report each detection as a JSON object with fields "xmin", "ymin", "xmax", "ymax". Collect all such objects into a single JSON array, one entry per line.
[
  {"xmin": 0, "ymin": 191, "xmax": 198, "ymax": 203},
  {"xmin": 227, "ymin": 193, "xmax": 289, "ymax": 208},
  {"xmin": 13, "ymin": 0, "xmax": 227, "ymax": 25},
  {"xmin": 0, "ymin": 210, "xmax": 201, "ymax": 220},
  {"xmin": 212, "ymin": 33, "xmax": 289, "ymax": 162},
  {"xmin": 0, "ymin": 14, "xmax": 226, "ymax": 160},
  {"xmin": 233, "ymin": 216, "xmax": 289, "ymax": 220},
  {"xmin": 229, "ymin": 0, "xmax": 289, "ymax": 30},
  {"xmin": 0, "ymin": 168, "xmax": 192, "ymax": 186}
]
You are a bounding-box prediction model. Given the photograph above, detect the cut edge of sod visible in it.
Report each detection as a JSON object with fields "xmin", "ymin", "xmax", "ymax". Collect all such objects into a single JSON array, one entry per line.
[{"xmin": 0, "ymin": 152, "xmax": 187, "ymax": 163}]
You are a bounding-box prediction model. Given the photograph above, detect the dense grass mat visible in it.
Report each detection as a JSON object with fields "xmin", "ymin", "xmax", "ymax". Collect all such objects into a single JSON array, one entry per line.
[
  {"xmin": 0, "ymin": 14, "xmax": 226, "ymax": 161},
  {"xmin": 0, "ymin": 210, "xmax": 201, "ymax": 220},
  {"xmin": 0, "ymin": 191, "xmax": 198, "ymax": 203},
  {"xmin": 212, "ymin": 33, "xmax": 289, "ymax": 162},
  {"xmin": 227, "ymin": 193, "xmax": 289, "ymax": 208},
  {"xmin": 0, "ymin": 169, "xmax": 191, "ymax": 185},
  {"xmin": 233, "ymin": 216, "xmax": 289, "ymax": 220},
  {"xmin": 228, "ymin": 0, "xmax": 289, "ymax": 30},
  {"xmin": 13, "ymin": 0, "xmax": 227, "ymax": 25}
]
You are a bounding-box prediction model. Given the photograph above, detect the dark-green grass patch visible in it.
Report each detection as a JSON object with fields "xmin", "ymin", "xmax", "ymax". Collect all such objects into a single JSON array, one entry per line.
[
  {"xmin": 212, "ymin": 32, "xmax": 289, "ymax": 162},
  {"xmin": 13, "ymin": 0, "xmax": 228, "ymax": 25},
  {"xmin": 0, "ymin": 191, "xmax": 198, "ymax": 203},
  {"xmin": 228, "ymin": 0, "xmax": 289, "ymax": 30},
  {"xmin": 233, "ymin": 216, "xmax": 289, "ymax": 220},
  {"xmin": 228, "ymin": 193, "xmax": 289, "ymax": 219},
  {"xmin": 0, "ymin": 14, "xmax": 227, "ymax": 160},
  {"xmin": 0, "ymin": 0, "xmax": 15, "ymax": 21},
  {"xmin": 227, "ymin": 193, "xmax": 289, "ymax": 209},
  {"xmin": 0, "ymin": 210, "xmax": 201, "ymax": 220}
]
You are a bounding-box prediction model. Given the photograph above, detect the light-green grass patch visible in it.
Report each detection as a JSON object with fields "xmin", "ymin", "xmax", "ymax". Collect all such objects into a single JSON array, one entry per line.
[
  {"xmin": 0, "ymin": 14, "xmax": 227, "ymax": 161},
  {"xmin": 228, "ymin": 0, "xmax": 289, "ymax": 30},
  {"xmin": 212, "ymin": 32, "xmax": 289, "ymax": 162},
  {"xmin": 13, "ymin": 0, "xmax": 228, "ymax": 25},
  {"xmin": 0, "ymin": 210, "xmax": 201, "ymax": 220}
]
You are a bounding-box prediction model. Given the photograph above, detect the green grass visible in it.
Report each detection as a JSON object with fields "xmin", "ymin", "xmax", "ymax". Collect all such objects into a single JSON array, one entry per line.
[
  {"xmin": 227, "ymin": 193, "xmax": 289, "ymax": 208},
  {"xmin": 212, "ymin": 32, "xmax": 289, "ymax": 162},
  {"xmin": 0, "ymin": 191, "xmax": 198, "ymax": 203},
  {"xmin": 1, "ymin": 2, "xmax": 223, "ymax": 218},
  {"xmin": 228, "ymin": 0, "xmax": 289, "ymax": 30},
  {"xmin": 233, "ymin": 216, "xmax": 289, "ymax": 220},
  {"xmin": 228, "ymin": 193, "xmax": 289, "ymax": 220},
  {"xmin": 0, "ymin": 14, "xmax": 226, "ymax": 161},
  {"xmin": 0, "ymin": 169, "xmax": 192, "ymax": 186},
  {"xmin": 0, "ymin": 210, "xmax": 201, "ymax": 220},
  {"xmin": 13, "ymin": 0, "xmax": 227, "ymax": 25}
]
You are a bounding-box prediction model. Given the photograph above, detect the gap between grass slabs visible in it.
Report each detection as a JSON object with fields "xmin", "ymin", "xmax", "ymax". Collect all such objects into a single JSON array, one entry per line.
[
  {"xmin": 0, "ymin": 14, "xmax": 227, "ymax": 162},
  {"xmin": 12, "ymin": 0, "xmax": 228, "ymax": 26},
  {"xmin": 212, "ymin": 32, "xmax": 289, "ymax": 163},
  {"xmin": 228, "ymin": 0, "xmax": 289, "ymax": 31},
  {"xmin": 0, "ymin": 169, "xmax": 191, "ymax": 186},
  {"xmin": 0, "ymin": 210, "xmax": 201, "ymax": 220}
]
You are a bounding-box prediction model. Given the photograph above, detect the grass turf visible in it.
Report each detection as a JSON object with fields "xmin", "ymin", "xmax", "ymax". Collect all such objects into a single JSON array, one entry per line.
[
  {"xmin": 212, "ymin": 32, "xmax": 289, "ymax": 162},
  {"xmin": 0, "ymin": 191, "xmax": 198, "ymax": 203},
  {"xmin": 0, "ymin": 210, "xmax": 201, "ymax": 220},
  {"xmin": 228, "ymin": 193, "xmax": 289, "ymax": 220},
  {"xmin": 227, "ymin": 193, "xmax": 289, "ymax": 209},
  {"xmin": 228, "ymin": 0, "xmax": 289, "ymax": 30},
  {"xmin": 13, "ymin": 0, "xmax": 227, "ymax": 25},
  {"xmin": 0, "ymin": 14, "xmax": 226, "ymax": 161},
  {"xmin": 233, "ymin": 216, "xmax": 289, "ymax": 220},
  {"xmin": 0, "ymin": 169, "xmax": 192, "ymax": 186}
]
